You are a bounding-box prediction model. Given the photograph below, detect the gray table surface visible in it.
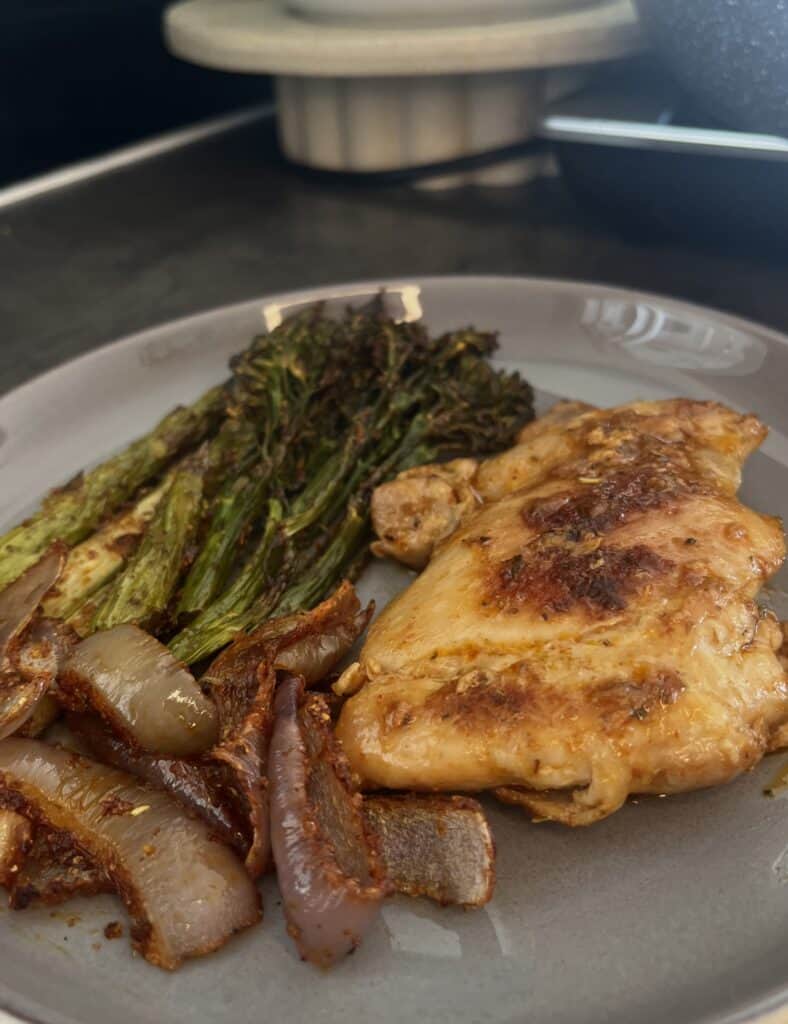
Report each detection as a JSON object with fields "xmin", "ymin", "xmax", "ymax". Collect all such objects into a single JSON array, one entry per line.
[{"xmin": 1, "ymin": 117, "xmax": 788, "ymax": 395}]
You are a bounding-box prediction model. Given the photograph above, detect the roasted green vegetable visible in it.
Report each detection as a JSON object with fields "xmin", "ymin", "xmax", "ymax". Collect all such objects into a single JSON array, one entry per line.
[
  {"xmin": 0, "ymin": 386, "xmax": 226, "ymax": 590},
  {"xmin": 90, "ymin": 421, "xmax": 248, "ymax": 632},
  {"xmin": 42, "ymin": 479, "xmax": 169, "ymax": 621},
  {"xmin": 168, "ymin": 304, "xmax": 533, "ymax": 663},
  {"xmin": 0, "ymin": 299, "xmax": 534, "ymax": 665}
]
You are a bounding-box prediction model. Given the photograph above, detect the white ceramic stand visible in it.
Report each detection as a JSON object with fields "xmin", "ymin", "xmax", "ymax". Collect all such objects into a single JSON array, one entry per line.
[{"xmin": 165, "ymin": 0, "xmax": 641, "ymax": 186}]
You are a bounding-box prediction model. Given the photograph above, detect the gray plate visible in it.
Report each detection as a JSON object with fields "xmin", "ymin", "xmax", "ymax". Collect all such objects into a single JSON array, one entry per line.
[{"xmin": 0, "ymin": 277, "xmax": 787, "ymax": 1024}]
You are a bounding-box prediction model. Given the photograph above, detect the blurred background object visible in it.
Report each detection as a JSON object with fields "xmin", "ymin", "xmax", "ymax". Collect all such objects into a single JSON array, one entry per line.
[
  {"xmin": 0, "ymin": 0, "xmax": 269, "ymax": 187},
  {"xmin": 2, "ymin": 0, "xmax": 788, "ymax": 252},
  {"xmin": 635, "ymin": 0, "xmax": 788, "ymax": 135},
  {"xmin": 164, "ymin": 0, "xmax": 642, "ymax": 186}
]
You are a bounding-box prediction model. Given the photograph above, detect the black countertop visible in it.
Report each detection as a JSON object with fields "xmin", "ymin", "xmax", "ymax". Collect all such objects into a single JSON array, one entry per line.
[{"xmin": 2, "ymin": 116, "xmax": 788, "ymax": 396}]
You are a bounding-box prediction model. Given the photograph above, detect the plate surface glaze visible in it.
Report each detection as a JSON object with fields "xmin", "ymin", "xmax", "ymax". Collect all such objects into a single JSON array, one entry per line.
[{"xmin": 0, "ymin": 277, "xmax": 786, "ymax": 1024}]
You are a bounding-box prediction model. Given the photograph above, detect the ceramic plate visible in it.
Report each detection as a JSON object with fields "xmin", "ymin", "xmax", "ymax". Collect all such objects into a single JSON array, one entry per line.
[{"xmin": 0, "ymin": 277, "xmax": 787, "ymax": 1024}]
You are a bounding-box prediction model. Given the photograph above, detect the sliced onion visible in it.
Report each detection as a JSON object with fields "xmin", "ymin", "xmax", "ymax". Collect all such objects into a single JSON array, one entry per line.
[
  {"xmin": 16, "ymin": 619, "xmax": 78, "ymax": 737},
  {"xmin": 203, "ymin": 582, "xmax": 372, "ymax": 879},
  {"xmin": 60, "ymin": 624, "xmax": 218, "ymax": 756},
  {"xmin": 272, "ymin": 582, "xmax": 373, "ymax": 684},
  {"xmin": 0, "ymin": 682, "xmax": 48, "ymax": 743},
  {"xmin": 70, "ymin": 713, "xmax": 247, "ymax": 852},
  {"xmin": 363, "ymin": 795, "xmax": 495, "ymax": 907},
  {"xmin": 42, "ymin": 717, "xmax": 92, "ymax": 755},
  {"xmin": 0, "ymin": 738, "xmax": 260, "ymax": 969},
  {"xmin": 0, "ymin": 545, "xmax": 66, "ymax": 665},
  {"xmin": 0, "ymin": 809, "xmax": 32, "ymax": 887},
  {"xmin": 0, "ymin": 546, "xmax": 66, "ymax": 740},
  {"xmin": 17, "ymin": 695, "xmax": 60, "ymax": 739},
  {"xmin": 269, "ymin": 676, "xmax": 387, "ymax": 967},
  {"xmin": 14, "ymin": 617, "xmax": 76, "ymax": 682},
  {"xmin": 9, "ymin": 822, "xmax": 112, "ymax": 910},
  {"xmin": 0, "ymin": 801, "xmax": 109, "ymax": 910},
  {"xmin": 206, "ymin": 660, "xmax": 274, "ymax": 879}
]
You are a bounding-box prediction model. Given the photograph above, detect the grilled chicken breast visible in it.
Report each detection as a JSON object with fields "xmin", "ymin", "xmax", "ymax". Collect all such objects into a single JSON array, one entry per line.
[{"xmin": 336, "ymin": 400, "xmax": 788, "ymax": 825}]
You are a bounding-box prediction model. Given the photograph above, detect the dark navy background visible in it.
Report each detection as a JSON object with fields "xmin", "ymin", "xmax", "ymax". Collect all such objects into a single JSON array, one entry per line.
[{"xmin": 0, "ymin": 1, "xmax": 269, "ymax": 186}]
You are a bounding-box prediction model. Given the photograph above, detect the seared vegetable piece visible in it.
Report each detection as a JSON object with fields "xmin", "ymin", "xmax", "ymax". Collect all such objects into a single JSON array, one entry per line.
[
  {"xmin": 70, "ymin": 713, "xmax": 246, "ymax": 852},
  {"xmin": 0, "ymin": 798, "xmax": 110, "ymax": 911},
  {"xmin": 91, "ymin": 420, "xmax": 251, "ymax": 632},
  {"xmin": 363, "ymin": 795, "xmax": 495, "ymax": 907},
  {"xmin": 269, "ymin": 677, "xmax": 387, "ymax": 968},
  {"xmin": 13, "ymin": 617, "xmax": 77, "ymax": 738},
  {"xmin": 59, "ymin": 625, "xmax": 218, "ymax": 757},
  {"xmin": 0, "ymin": 546, "xmax": 66, "ymax": 670},
  {"xmin": 16, "ymin": 694, "xmax": 60, "ymax": 738},
  {"xmin": 0, "ymin": 810, "xmax": 31, "ymax": 887},
  {"xmin": 176, "ymin": 470, "xmax": 266, "ymax": 617},
  {"xmin": 91, "ymin": 469, "xmax": 204, "ymax": 631},
  {"xmin": 201, "ymin": 582, "xmax": 371, "ymax": 878},
  {"xmin": 42, "ymin": 480, "xmax": 169, "ymax": 620},
  {"xmin": 0, "ymin": 546, "xmax": 66, "ymax": 740},
  {"xmin": 0, "ymin": 738, "xmax": 260, "ymax": 970},
  {"xmin": 168, "ymin": 499, "xmax": 285, "ymax": 665},
  {"xmin": 0, "ymin": 386, "xmax": 226, "ymax": 590},
  {"xmin": 7, "ymin": 823, "xmax": 112, "ymax": 910},
  {"xmin": 15, "ymin": 617, "xmax": 78, "ymax": 683},
  {"xmin": 274, "ymin": 503, "xmax": 368, "ymax": 618}
]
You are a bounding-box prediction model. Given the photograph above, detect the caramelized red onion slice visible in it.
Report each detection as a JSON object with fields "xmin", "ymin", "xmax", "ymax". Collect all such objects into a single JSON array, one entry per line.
[
  {"xmin": 60, "ymin": 624, "xmax": 218, "ymax": 756},
  {"xmin": 0, "ymin": 809, "xmax": 32, "ymax": 887},
  {"xmin": 0, "ymin": 546, "xmax": 66, "ymax": 740},
  {"xmin": 202, "ymin": 582, "xmax": 373, "ymax": 879},
  {"xmin": 0, "ymin": 738, "xmax": 260, "ymax": 969},
  {"xmin": 269, "ymin": 676, "xmax": 387, "ymax": 967},
  {"xmin": 363, "ymin": 795, "xmax": 495, "ymax": 907},
  {"xmin": 209, "ymin": 665, "xmax": 274, "ymax": 878},
  {"xmin": 70, "ymin": 713, "xmax": 247, "ymax": 852},
  {"xmin": 272, "ymin": 582, "xmax": 374, "ymax": 684}
]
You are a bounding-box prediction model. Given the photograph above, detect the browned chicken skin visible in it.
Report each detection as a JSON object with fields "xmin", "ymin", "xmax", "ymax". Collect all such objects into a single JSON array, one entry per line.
[{"xmin": 336, "ymin": 400, "xmax": 788, "ymax": 825}]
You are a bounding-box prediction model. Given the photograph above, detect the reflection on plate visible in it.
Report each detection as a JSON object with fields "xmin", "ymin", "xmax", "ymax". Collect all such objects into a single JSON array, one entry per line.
[{"xmin": 582, "ymin": 296, "xmax": 768, "ymax": 374}]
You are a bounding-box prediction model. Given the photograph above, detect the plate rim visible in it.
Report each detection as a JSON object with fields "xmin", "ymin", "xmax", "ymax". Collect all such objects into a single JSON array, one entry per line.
[
  {"xmin": 1, "ymin": 273, "xmax": 788, "ymax": 1024},
  {"xmin": 4, "ymin": 273, "xmax": 788, "ymax": 416}
]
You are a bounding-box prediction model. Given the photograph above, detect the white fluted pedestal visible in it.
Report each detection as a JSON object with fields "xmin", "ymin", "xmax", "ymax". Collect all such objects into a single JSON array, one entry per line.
[{"xmin": 165, "ymin": 0, "xmax": 641, "ymax": 186}]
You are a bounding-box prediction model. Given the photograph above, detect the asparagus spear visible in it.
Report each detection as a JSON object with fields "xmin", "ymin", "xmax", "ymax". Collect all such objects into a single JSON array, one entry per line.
[
  {"xmin": 42, "ymin": 478, "xmax": 169, "ymax": 620},
  {"xmin": 168, "ymin": 500, "xmax": 286, "ymax": 664},
  {"xmin": 0, "ymin": 385, "xmax": 226, "ymax": 591},
  {"xmin": 91, "ymin": 420, "xmax": 249, "ymax": 632},
  {"xmin": 90, "ymin": 466, "xmax": 204, "ymax": 632},
  {"xmin": 67, "ymin": 577, "xmax": 114, "ymax": 638},
  {"xmin": 274, "ymin": 502, "xmax": 369, "ymax": 617},
  {"xmin": 176, "ymin": 470, "xmax": 267, "ymax": 617}
]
